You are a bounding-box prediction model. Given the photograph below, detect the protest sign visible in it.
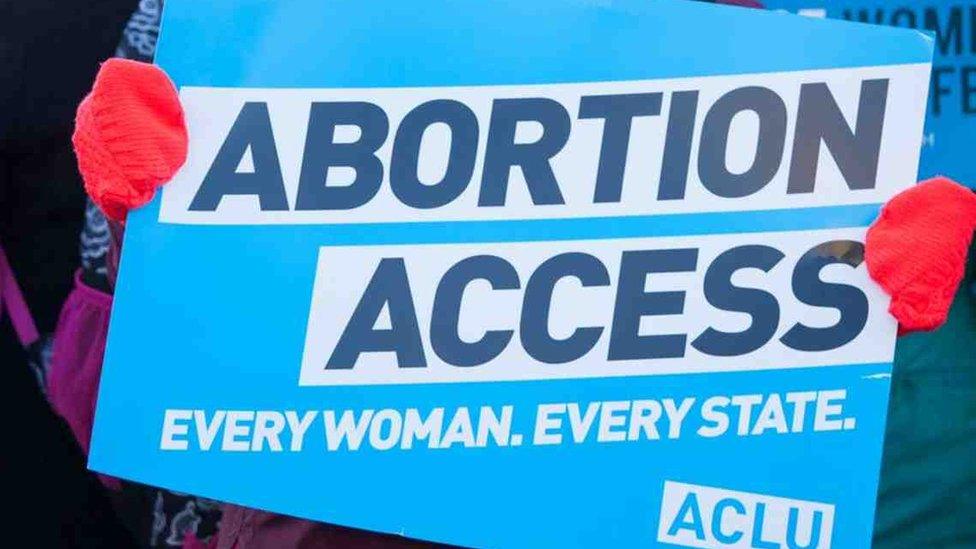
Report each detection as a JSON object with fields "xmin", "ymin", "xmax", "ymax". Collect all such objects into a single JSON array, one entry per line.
[
  {"xmin": 766, "ymin": 1, "xmax": 976, "ymax": 188},
  {"xmin": 90, "ymin": 1, "xmax": 934, "ymax": 546}
]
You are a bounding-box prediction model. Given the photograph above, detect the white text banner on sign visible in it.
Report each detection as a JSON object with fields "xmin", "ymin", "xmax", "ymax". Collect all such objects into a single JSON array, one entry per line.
[
  {"xmin": 300, "ymin": 228, "xmax": 894, "ymax": 386},
  {"xmin": 159, "ymin": 64, "xmax": 929, "ymax": 225}
]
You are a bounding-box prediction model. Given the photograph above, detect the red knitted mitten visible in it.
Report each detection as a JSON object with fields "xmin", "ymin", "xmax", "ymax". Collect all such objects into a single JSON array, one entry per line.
[
  {"xmin": 72, "ymin": 58, "xmax": 187, "ymax": 221},
  {"xmin": 866, "ymin": 177, "xmax": 976, "ymax": 334}
]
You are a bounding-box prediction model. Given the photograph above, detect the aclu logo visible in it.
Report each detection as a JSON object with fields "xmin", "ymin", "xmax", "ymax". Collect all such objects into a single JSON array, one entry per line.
[{"xmin": 658, "ymin": 481, "xmax": 834, "ymax": 548}]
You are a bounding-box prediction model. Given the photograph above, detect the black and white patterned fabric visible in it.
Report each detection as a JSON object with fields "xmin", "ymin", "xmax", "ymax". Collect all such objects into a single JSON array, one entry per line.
[
  {"xmin": 150, "ymin": 490, "xmax": 222, "ymax": 547},
  {"xmin": 79, "ymin": 198, "xmax": 111, "ymax": 290},
  {"xmin": 116, "ymin": 0, "xmax": 163, "ymax": 62}
]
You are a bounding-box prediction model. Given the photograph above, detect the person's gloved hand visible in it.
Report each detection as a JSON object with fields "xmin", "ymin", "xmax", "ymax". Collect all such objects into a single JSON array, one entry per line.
[
  {"xmin": 72, "ymin": 58, "xmax": 187, "ymax": 222},
  {"xmin": 866, "ymin": 177, "xmax": 976, "ymax": 334}
]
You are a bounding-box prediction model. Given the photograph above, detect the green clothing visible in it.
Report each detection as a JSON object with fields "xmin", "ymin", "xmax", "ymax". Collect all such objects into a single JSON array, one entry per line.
[{"xmin": 874, "ymin": 242, "xmax": 976, "ymax": 548}]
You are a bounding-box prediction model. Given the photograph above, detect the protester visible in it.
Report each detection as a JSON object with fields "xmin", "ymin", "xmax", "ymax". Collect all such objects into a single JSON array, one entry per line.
[{"xmin": 54, "ymin": 1, "xmax": 439, "ymax": 546}]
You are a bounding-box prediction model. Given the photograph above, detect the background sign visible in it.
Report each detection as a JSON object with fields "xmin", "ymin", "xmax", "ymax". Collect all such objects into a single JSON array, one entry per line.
[
  {"xmin": 90, "ymin": 1, "xmax": 933, "ymax": 546},
  {"xmin": 766, "ymin": 1, "xmax": 976, "ymax": 188}
]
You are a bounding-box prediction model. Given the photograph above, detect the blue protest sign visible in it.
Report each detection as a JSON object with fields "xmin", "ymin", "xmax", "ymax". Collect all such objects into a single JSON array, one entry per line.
[
  {"xmin": 90, "ymin": 1, "xmax": 933, "ymax": 547},
  {"xmin": 764, "ymin": 1, "xmax": 976, "ymax": 188}
]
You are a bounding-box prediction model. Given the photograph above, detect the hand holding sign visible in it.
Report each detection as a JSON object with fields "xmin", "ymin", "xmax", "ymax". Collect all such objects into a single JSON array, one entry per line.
[
  {"xmin": 867, "ymin": 176, "xmax": 976, "ymax": 333},
  {"xmin": 73, "ymin": 59, "xmax": 187, "ymax": 222}
]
